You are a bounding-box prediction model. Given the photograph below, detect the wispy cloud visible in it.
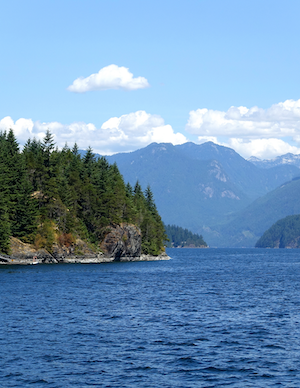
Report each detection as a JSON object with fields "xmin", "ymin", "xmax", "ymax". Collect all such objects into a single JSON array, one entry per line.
[{"xmin": 67, "ymin": 64, "xmax": 150, "ymax": 93}]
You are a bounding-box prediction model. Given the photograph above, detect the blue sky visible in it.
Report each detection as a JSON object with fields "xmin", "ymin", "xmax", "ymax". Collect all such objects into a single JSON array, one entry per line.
[{"xmin": 1, "ymin": 0, "xmax": 300, "ymax": 159}]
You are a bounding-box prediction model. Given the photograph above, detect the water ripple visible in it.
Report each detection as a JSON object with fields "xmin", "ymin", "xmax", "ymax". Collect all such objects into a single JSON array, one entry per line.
[{"xmin": 1, "ymin": 248, "xmax": 300, "ymax": 387}]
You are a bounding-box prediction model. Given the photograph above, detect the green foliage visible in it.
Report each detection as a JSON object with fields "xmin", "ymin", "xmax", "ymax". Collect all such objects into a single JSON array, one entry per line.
[
  {"xmin": 128, "ymin": 183, "xmax": 167, "ymax": 255},
  {"xmin": 0, "ymin": 130, "xmax": 165, "ymax": 256},
  {"xmin": 164, "ymin": 224, "xmax": 207, "ymax": 248},
  {"xmin": 256, "ymin": 215, "xmax": 300, "ymax": 248},
  {"xmin": 0, "ymin": 130, "xmax": 37, "ymax": 247},
  {"xmin": 0, "ymin": 190, "xmax": 11, "ymax": 254},
  {"xmin": 34, "ymin": 220, "xmax": 56, "ymax": 252}
]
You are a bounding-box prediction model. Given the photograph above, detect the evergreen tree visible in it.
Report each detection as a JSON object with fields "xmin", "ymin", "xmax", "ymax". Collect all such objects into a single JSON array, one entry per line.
[
  {"xmin": 83, "ymin": 146, "xmax": 96, "ymax": 178},
  {"xmin": 72, "ymin": 142, "xmax": 79, "ymax": 156},
  {"xmin": 2, "ymin": 130, "xmax": 37, "ymax": 239},
  {"xmin": 0, "ymin": 187, "xmax": 10, "ymax": 254}
]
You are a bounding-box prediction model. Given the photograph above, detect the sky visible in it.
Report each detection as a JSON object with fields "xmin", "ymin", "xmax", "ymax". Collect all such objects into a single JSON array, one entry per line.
[{"xmin": 1, "ymin": 0, "xmax": 300, "ymax": 160}]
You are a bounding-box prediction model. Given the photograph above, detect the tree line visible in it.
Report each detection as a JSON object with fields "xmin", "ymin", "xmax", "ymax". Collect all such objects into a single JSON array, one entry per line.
[{"xmin": 0, "ymin": 129, "xmax": 167, "ymax": 255}]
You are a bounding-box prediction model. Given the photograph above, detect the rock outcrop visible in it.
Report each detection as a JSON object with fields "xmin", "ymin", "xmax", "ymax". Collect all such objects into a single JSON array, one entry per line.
[
  {"xmin": 9, "ymin": 237, "xmax": 58, "ymax": 263},
  {"xmin": 100, "ymin": 224, "xmax": 141, "ymax": 259}
]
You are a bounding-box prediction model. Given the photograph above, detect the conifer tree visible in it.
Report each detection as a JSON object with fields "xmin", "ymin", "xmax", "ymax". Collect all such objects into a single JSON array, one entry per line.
[
  {"xmin": 0, "ymin": 192, "xmax": 10, "ymax": 254},
  {"xmin": 2, "ymin": 130, "xmax": 37, "ymax": 239},
  {"xmin": 0, "ymin": 136, "xmax": 11, "ymax": 253},
  {"xmin": 142, "ymin": 185, "xmax": 167, "ymax": 255}
]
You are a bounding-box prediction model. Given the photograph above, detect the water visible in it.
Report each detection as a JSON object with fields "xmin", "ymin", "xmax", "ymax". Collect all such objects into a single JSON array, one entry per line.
[{"xmin": 1, "ymin": 248, "xmax": 300, "ymax": 387}]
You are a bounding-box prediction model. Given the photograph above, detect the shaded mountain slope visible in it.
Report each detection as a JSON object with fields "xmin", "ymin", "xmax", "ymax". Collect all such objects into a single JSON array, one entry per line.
[
  {"xmin": 176, "ymin": 142, "xmax": 299, "ymax": 200},
  {"xmin": 212, "ymin": 177, "xmax": 300, "ymax": 247}
]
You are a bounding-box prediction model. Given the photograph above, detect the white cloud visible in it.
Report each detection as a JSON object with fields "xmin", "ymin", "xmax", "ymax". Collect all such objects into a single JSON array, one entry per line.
[
  {"xmin": 196, "ymin": 136, "xmax": 219, "ymax": 144},
  {"xmin": 99, "ymin": 111, "xmax": 187, "ymax": 152},
  {"xmin": 195, "ymin": 136, "xmax": 300, "ymax": 160},
  {"xmin": 0, "ymin": 116, "xmax": 34, "ymax": 142},
  {"xmin": 186, "ymin": 99, "xmax": 300, "ymax": 139},
  {"xmin": 67, "ymin": 64, "xmax": 150, "ymax": 92},
  {"xmin": 0, "ymin": 112, "xmax": 187, "ymax": 155},
  {"xmin": 185, "ymin": 99, "xmax": 300, "ymax": 159},
  {"xmin": 224, "ymin": 138, "xmax": 300, "ymax": 160}
]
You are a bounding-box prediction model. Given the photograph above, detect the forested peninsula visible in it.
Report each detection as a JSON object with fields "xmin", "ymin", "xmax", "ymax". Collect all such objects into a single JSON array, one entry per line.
[{"xmin": 0, "ymin": 130, "xmax": 168, "ymax": 264}]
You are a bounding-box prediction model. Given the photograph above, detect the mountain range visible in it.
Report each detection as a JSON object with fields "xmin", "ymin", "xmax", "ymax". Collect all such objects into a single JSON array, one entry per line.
[{"xmin": 82, "ymin": 142, "xmax": 300, "ymax": 247}]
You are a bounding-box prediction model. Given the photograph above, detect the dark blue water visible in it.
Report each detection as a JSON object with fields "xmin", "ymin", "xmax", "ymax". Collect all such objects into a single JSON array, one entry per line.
[{"xmin": 1, "ymin": 248, "xmax": 300, "ymax": 387}]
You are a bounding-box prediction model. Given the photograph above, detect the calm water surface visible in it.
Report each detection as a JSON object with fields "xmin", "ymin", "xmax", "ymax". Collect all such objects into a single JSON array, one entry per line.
[{"xmin": 1, "ymin": 248, "xmax": 300, "ymax": 387}]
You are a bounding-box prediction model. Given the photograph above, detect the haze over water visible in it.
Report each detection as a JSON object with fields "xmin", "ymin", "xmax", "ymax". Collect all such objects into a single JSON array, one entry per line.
[{"xmin": 1, "ymin": 248, "xmax": 300, "ymax": 387}]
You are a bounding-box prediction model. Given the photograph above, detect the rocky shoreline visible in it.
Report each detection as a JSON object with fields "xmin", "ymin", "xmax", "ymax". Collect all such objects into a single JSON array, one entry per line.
[
  {"xmin": 0, "ymin": 225, "xmax": 170, "ymax": 265},
  {"xmin": 0, "ymin": 251, "xmax": 170, "ymax": 265}
]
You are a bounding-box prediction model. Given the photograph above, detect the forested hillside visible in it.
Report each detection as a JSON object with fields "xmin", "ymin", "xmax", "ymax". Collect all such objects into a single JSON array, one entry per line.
[
  {"xmin": 0, "ymin": 130, "xmax": 166, "ymax": 256},
  {"xmin": 256, "ymin": 215, "xmax": 300, "ymax": 248}
]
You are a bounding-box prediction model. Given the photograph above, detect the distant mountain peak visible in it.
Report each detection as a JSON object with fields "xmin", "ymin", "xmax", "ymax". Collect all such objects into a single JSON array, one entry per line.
[
  {"xmin": 144, "ymin": 142, "xmax": 175, "ymax": 153},
  {"xmin": 249, "ymin": 152, "xmax": 300, "ymax": 169},
  {"xmin": 248, "ymin": 156, "xmax": 262, "ymax": 162}
]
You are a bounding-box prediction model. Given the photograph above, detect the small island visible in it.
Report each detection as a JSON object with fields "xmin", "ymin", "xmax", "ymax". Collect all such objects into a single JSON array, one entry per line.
[{"xmin": 0, "ymin": 130, "xmax": 169, "ymax": 264}]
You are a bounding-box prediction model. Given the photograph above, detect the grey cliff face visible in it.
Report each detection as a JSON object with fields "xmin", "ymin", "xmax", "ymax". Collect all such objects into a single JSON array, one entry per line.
[{"xmin": 100, "ymin": 224, "xmax": 142, "ymax": 259}]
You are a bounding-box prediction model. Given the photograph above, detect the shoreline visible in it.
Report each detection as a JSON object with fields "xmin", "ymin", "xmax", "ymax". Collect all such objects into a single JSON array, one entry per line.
[{"xmin": 0, "ymin": 252, "xmax": 170, "ymax": 265}]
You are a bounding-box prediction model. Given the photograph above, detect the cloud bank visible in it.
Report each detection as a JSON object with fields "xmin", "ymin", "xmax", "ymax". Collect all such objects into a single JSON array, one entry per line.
[
  {"xmin": 0, "ymin": 111, "xmax": 186, "ymax": 155},
  {"xmin": 67, "ymin": 65, "xmax": 150, "ymax": 92},
  {"xmin": 186, "ymin": 99, "xmax": 300, "ymax": 159},
  {"xmin": 2, "ymin": 99, "xmax": 300, "ymax": 159}
]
